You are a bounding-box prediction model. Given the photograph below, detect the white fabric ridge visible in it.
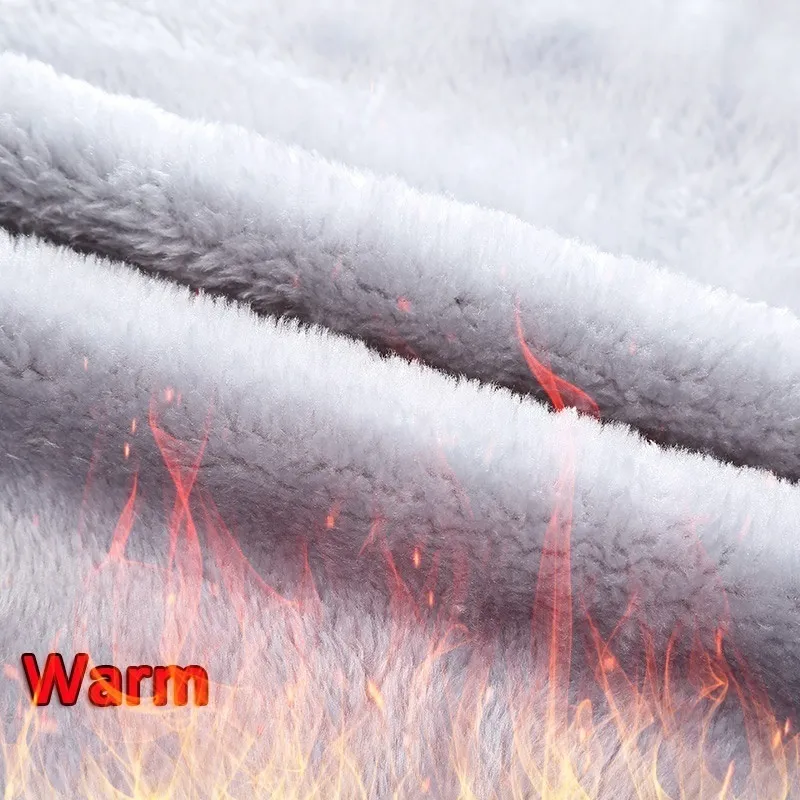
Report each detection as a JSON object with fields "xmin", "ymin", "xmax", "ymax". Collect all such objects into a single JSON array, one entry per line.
[
  {"xmin": 2, "ymin": 0, "xmax": 800, "ymax": 311},
  {"xmin": 0, "ymin": 53, "xmax": 799, "ymax": 480},
  {"xmin": 1, "ymin": 230, "xmax": 798, "ymax": 717}
]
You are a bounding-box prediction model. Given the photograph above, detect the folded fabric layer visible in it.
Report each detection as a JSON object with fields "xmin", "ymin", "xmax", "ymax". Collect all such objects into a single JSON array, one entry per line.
[
  {"xmin": 1, "ymin": 231, "xmax": 799, "ymax": 719},
  {"xmin": 0, "ymin": 471, "xmax": 773, "ymax": 799},
  {"xmin": 2, "ymin": 2, "xmax": 800, "ymax": 312},
  {"xmin": 3, "ymin": 6, "xmax": 800, "ymax": 797},
  {"xmin": 1, "ymin": 54, "xmax": 799, "ymax": 481}
]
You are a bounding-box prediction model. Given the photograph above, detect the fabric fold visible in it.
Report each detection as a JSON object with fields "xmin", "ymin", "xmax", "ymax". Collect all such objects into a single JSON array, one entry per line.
[
  {"xmin": 1, "ymin": 54, "xmax": 799, "ymax": 482},
  {"xmin": 1, "ymin": 230, "xmax": 799, "ymax": 719},
  {"xmin": 3, "ymin": 5, "xmax": 800, "ymax": 796},
  {"xmin": 2, "ymin": 1, "xmax": 800, "ymax": 312},
  {"xmin": 0, "ymin": 469, "xmax": 773, "ymax": 798}
]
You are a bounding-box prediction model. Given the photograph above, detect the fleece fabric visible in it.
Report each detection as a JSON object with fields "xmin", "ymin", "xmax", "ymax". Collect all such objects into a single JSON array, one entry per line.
[
  {"xmin": 0, "ymin": 469, "xmax": 774, "ymax": 799},
  {"xmin": 1, "ymin": 54, "xmax": 800, "ymax": 483},
  {"xmin": 2, "ymin": 4, "xmax": 800, "ymax": 796},
  {"xmin": 1, "ymin": 0, "xmax": 800, "ymax": 312},
  {"xmin": 1, "ymin": 231, "xmax": 799, "ymax": 722}
]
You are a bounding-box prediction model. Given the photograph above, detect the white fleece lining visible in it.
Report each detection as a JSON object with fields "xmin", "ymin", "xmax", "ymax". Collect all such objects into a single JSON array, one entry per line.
[
  {"xmin": 2, "ymin": 1, "xmax": 800, "ymax": 312},
  {"xmin": 2, "ymin": 6, "xmax": 800, "ymax": 795},
  {"xmin": 0, "ymin": 53, "xmax": 799, "ymax": 481},
  {"xmin": 0, "ymin": 468, "xmax": 770, "ymax": 798},
  {"xmin": 1, "ymin": 230, "xmax": 799, "ymax": 722}
]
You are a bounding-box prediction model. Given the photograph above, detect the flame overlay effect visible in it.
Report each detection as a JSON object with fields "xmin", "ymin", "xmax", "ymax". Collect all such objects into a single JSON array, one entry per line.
[{"xmin": 0, "ymin": 328, "xmax": 798, "ymax": 798}]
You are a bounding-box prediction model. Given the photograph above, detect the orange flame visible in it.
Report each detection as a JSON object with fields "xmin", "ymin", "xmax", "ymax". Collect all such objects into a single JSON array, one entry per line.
[{"xmin": 2, "ymin": 330, "xmax": 798, "ymax": 797}]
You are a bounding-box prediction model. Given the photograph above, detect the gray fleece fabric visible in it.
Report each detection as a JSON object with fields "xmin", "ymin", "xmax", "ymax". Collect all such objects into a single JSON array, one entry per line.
[
  {"xmin": 0, "ymin": 232, "xmax": 799, "ymax": 796},
  {"xmin": 1, "ymin": 4, "xmax": 800, "ymax": 797},
  {"xmin": 1, "ymin": 54, "xmax": 800, "ymax": 482}
]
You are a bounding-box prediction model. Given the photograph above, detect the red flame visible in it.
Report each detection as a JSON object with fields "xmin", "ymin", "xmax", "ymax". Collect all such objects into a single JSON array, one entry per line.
[{"xmin": 514, "ymin": 304, "xmax": 600, "ymax": 418}]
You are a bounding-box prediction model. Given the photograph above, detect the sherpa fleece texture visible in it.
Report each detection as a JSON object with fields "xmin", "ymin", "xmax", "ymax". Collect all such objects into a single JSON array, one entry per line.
[
  {"xmin": 2, "ymin": 0, "xmax": 800, "ymax": 312},
  {"xmin": 0, "ymin": 470, "xmax": 767, "ymax": 798},
  {"xmin": 2, "ymin": 54, "xmax": 800, "ymax": 483},
  {"xmin": 2, "ymin": 231, "xmax": 800, "ymax": 724}
]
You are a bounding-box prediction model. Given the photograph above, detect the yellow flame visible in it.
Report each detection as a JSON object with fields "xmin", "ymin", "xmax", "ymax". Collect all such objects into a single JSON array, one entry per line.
[{"xmin": 4, "ymin": 384, "xmax": 798, "ymax": 799}]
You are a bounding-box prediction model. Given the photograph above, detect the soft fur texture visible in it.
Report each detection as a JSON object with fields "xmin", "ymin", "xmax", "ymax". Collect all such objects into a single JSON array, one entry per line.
[
  {"xmin": 1, "ymin": 231, "xmax": 799, "ymax": 721},
  {"xmin": 2, "ymin": 54, "xmax": 800, "ymax": 483},
  {"xmin": 0, "ymin": 471, "xmax": 775, "ymax": 798},
  {"xmin": 1, "ymin": 232, "xmax": 796, "ymax": 797},
  {"xmin": 3, "ymin": 4, "xmax": 800, "ymax": 796},
  {"xmin": 2, "ymin": 0, "xmax": 800, "ymax": 311}
]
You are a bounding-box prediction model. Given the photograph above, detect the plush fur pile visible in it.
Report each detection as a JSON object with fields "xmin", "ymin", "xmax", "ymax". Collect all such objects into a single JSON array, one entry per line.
[
  {"xmin": 3, "ymin": 54, "xmax": 800, "ymax": 482},
  {"xmin": 1, "ymin": 3, "xmax": 799, "ymax": 798},
  {"xmin": 3, "ymin": 0, "xmax": 800, "ymax": 311},
  {"xmin": 2, "ymin": 231, "xmax": 797, "ymax": 797},
  {"xmin": 0, "ymin": 470, "xmax": 772, "ymax": 798}
]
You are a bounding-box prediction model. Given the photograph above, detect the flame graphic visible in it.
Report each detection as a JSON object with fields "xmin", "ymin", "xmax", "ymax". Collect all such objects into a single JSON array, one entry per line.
[{"xmin": 1, "ymin": 322, "xmax": 798, "ymax": 798}]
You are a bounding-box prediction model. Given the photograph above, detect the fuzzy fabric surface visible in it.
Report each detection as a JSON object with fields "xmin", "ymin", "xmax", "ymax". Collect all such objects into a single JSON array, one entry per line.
[
  {"xmin": 3, "ymin": 53, "xmax": 800, "ymax": 483},
  {"xmin": 1, "ymin": 3, "xmax": 799, "ymax": 798}
]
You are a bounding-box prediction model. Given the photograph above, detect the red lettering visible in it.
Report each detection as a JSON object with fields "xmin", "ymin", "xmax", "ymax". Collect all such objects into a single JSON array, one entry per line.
[
  {"xmin": 19, "ymin": 655, "xmax": 209, "ymax": 707},
  {"xmin": 21, "ymin": 653, "xmax": 88, "ymax": 706},
  {"xmin": 87, "ymin": 665, "xmax": 123, "ymax": 707},
  {"xmin": 125, "ymin": 665, "xmax": 153, "ymax": 705},
  {"xmin": 153, "ymin": 665, "xmax": 209, "ymax": 706}
]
